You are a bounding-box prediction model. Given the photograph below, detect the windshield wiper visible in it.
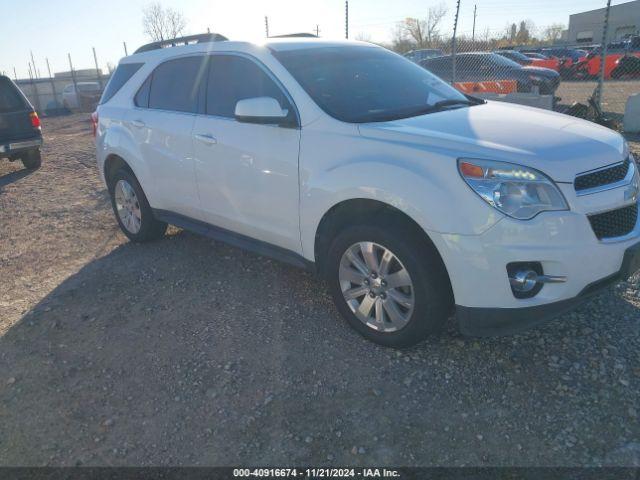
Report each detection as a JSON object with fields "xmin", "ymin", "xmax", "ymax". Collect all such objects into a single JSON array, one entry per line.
[{"xmin": 354, "ymin": 98, "xmax": 483, "ymax": 123}]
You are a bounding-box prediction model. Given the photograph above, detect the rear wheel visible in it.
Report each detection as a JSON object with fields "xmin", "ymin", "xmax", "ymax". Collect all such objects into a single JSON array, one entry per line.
[
  {"xmin": 324, "ymin": 222, "xmax": 452, "ymax": 347},
  {"xmin": 108, "ymin": 168, "xmax": 167, "ymax": 242},
  {"xmin": 21, "ymin": 149, "xmax": 41, "ymax": 170}
]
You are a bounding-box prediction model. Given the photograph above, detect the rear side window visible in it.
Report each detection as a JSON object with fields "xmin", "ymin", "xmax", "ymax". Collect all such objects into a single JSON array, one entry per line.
[
  {"xmin": 134, "ymin": 76, "xmax": 151, "ymax": 108},
  {"xmin": 206, "ymin": 55, "xmax": 290, "ymax": 118},
  {"xmin": 100, "ymin": 63, "xmax": 143, "ymax": 104},
  {"xmin": 148, "ymin": 56, "xmax": 206, "ymax": 113},
  {"xmin": 0, "ymin": 78, "xmax": 27, "ymax": 113}
]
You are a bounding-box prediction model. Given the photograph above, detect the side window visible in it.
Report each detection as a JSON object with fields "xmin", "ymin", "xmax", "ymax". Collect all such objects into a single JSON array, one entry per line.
[
  {"xmin": 99, "ymin": 62, "xmax": 143, "ymax": 104},
  {"xmin": 148, "ymin": 56, "xmax": 206, "ymax": 113},
  {"xmin": 206, "ymin": 55, "xmax": 291, "ymax": 118},
  {"xmin": 135, "ymin": 75, "xmax": 151, "ymax": 108}
]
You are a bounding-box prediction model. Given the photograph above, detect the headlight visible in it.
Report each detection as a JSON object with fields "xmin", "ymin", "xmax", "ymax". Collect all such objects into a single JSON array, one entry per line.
[
  {"xmin": 529, "ymin": 75, "xmax": 544, "ymax": 83},
  {"xmin": 458, "ymin": 158, "xmax": 568, "ymax": 220}
]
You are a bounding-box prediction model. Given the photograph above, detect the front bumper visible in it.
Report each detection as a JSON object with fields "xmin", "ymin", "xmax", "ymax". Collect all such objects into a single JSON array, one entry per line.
[
  {"xmin": 457, "ymin": 240, "xmax": 640, "ymax": 336},
  {"xmin": 0, "ymin": 136, "xmax": 42, "ymax": 158},
  {"xmin": 429, "ymin": 192, "xmax": 640, "ymax": 336}
]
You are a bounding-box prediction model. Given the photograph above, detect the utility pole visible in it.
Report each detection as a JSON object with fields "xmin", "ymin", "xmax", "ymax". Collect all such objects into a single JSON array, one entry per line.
[
  {"xmin": 30, "ymin": 51, "xmax": 38, "ymax": 79},
  {"xmin": 345, "ymin": 1, "xmax": 349, "ymax": 39},
  {"xmin": 46, "ymin": 57, "xmax": 60, "ymax": 110},
  {"xmin": 123, "ymin": 41, "xmax": 129, "ymax": 56},
  {"xmin": 451, "ymin": 0, "xmax": 461, "ymax": 85},
  {"xmin": 93, "ymin": 47, "xmax": 103, "ymax": 89},
  {"xmin": 315, "ymin": 24, "xmax": 320, "ymax": 37},
  {"xmin": 265, "ymin": 16, "xmax": 270, "ymax": 38},
  {"xmin": 13, "ymin": 67, "xmax": 18, "ymax": 81},
  {"xmin": 472, "ymin": 5, "xmax": 477, "ymax": 43}
]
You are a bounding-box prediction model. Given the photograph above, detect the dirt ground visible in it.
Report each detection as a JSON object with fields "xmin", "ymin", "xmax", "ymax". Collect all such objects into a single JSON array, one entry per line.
[
  {"xmin": 557, "ymin": 79, "xmax": 639, "ymax": 123},
  {"xmin": 0, "ymin": 114, "xmax": 639, "ymax": 467}
]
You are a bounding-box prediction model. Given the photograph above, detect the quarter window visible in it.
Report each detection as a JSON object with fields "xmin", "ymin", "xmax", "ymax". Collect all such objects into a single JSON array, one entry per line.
[
  {"xmin": 206, "ymin": 55, "xmax": 291, "ymax": 118},
  {"xmin": 148, "ymin": 56, "xmax": 206, "ymax": 113}
]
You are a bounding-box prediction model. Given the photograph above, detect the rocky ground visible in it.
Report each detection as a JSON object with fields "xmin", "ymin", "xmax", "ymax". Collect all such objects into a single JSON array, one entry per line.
[{"xmin": 0, "ymin": 114, "xmax": 638, "ymax": 466}]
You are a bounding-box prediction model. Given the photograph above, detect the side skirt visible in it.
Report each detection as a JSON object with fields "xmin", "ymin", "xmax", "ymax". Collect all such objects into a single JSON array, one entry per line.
[{"xmin": 152, "ymin": 209, "xmax": 316, "ymax": 272}]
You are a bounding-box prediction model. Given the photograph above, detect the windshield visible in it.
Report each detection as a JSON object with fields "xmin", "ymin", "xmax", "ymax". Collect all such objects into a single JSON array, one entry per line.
[
  {"xmin": 274, "ymin": 46, "xmax": 468, "ymax": 123},
  {"xmin": 489, "ymin": 54, "xmax": 523, "ymax": 68},
  {"xmin": 505, "ymin": 51, "xmax": 531, "ymax": 62}
]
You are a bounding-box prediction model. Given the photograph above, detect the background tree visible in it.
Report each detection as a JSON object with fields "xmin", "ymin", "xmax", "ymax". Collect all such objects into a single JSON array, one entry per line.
[
  {"xmin": 542, "ymin": 23, "xmax": 565, "ymax": 44},
  {"xmin": 425, "ymin": 3, "xmax": 448, "ymax": 45},
  {"xmin": 142, "ymin": 2, "xmax": 187, "ymax": 42},
  {"xmin": 515, "ymin": 20, "xmax": 536, "ymax": 44},
  {"xmin": 403, "ymin": 17, "xmax": 427, "ymax": 47}
]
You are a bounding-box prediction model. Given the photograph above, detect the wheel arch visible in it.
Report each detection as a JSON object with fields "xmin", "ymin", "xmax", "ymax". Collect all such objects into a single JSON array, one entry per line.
[
  {"xmin": 103, "ymin": 154, "xmax": 135, "ymax": 188},
  {"xmin": 313, "ymin": 198, "xmax": 453, "ymax": 295}
]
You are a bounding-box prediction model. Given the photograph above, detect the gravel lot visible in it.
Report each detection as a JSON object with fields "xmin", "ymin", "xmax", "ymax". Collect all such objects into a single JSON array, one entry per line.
[
  {"xmin": 0, "ymin": 114, "xmax": 639, "ymax": 467},
  {"xmin": 557, "ymin": 79, "xmax": 639, "ymax": 123}
]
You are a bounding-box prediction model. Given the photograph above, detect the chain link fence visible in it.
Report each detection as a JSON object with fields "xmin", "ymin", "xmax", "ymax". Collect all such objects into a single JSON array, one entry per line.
[
  {"xmin": 395, "ymin": 0, "xmax": 640, "ymax": 131},
  {"xmin": 5, "ymin": 2, "xmax": 639, "ymax": 130},
  {"xmin": 4, "ymin": 48, "xmax": 114, "ymax": 116}
]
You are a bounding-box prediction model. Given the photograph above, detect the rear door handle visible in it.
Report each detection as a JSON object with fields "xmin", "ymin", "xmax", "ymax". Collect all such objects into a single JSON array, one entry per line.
[
  {"xmin": 194, "ymin": 133, "xmax": 217, "ymax": 145},
  {"xmin": 131, "ymin": 119, "xmax": 145, "ymax": 128}
]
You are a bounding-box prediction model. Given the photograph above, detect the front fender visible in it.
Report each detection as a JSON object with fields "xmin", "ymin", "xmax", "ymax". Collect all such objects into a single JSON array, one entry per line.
[{"xmin": 300, "ymin": 156, "xmax": 503, "ymax": 261}]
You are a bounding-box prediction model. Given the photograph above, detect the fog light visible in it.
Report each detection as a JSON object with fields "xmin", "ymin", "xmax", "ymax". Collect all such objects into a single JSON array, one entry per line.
[
  {"xmin": 506, "ymin": 262, "xmax": 567, "ymax": 299},
  {"xmin": 510, "ymin": 269, "xmax": 539, "ymax": 293}
]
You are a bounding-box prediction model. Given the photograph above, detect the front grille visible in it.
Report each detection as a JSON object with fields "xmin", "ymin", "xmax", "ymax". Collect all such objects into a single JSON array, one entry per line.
[
  {"xmin": 575, "ymin": 158, "xmax": 630, "ymax": 192},
  {"xmin": 588, "ymin": 203, "xmax": 638, "ymax": 240}
]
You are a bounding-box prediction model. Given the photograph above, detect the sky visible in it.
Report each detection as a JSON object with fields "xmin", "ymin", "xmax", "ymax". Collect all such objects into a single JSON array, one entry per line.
[{"xmin": 0, "ymin": 0, "xmax": 630, "ymax": 79}]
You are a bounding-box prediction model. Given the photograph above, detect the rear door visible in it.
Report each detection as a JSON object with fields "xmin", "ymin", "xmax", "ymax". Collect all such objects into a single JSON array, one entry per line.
[
  {"xmin": 0, "ymin": 77, "xmax": 36, "ymax": 144},
  {"xmin": 126, "ymin": 55, "xmax": 207, "ymax": 218}
]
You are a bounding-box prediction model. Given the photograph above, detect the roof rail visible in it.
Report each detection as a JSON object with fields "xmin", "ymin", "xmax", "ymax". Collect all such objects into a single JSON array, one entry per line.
[
  {"xmin": 134, "ymin": 33, "xmax": 228, "ymax": 54},
  {"xmin": 268, "ymin": 33, "xmax": 318, "ymax": 38}
]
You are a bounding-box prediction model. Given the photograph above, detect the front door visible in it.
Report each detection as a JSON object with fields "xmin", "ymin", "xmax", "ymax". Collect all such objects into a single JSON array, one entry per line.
[{"xmin": 192, "ymin": 54, "xmax": 301, "ymax": 253}]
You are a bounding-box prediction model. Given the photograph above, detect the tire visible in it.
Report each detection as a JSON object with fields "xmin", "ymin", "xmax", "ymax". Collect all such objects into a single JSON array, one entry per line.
[
  {"xmin": 21, "ymin": 149, "xmax": 42, "ymax": 170},
  {"xmin": 108, "ymin": 168, "xmax": 167, "ymax": 242},
  {"xmin": 324, "ymin": 219, "xmax": 453, "ymax": 348}
]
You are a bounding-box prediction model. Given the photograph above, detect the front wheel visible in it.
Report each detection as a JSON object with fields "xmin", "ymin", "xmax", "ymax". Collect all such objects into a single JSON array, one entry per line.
[
  {"xmin": 324, "ymin": 223, "xmax": 453, "ymax": 348},
  {"xmin": 108, "ymin": 168, "xmax": 167, "ymax": 242}
]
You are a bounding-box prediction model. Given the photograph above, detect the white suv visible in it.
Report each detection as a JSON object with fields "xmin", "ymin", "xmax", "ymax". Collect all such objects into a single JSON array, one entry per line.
[{"xmin": 95, "ymin": 35, "xmax": 640, "ymax": 347}]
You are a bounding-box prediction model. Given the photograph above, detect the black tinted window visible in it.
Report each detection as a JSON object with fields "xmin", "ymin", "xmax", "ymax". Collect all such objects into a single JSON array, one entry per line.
[
  {"xmin": 100, "ymin": 63, "xmax": 142, "ymax": 104},
  {"xmin": 276, "ymin": 47, "xmax": 466, "ymax": 123},
  {"xmin": 0, "ymin": 78, "xmax": 27, "ymax": 113},
  {"xmin": 206, "ymin": 56, "xmax": 289, "ymax": 118},
  {"xmin": 135, "ymin": 76, "xmax": 151, "ymax": 108},
  {"xmin": 149, "ymin": 56, "xmax": 206, "ymax": 113}
]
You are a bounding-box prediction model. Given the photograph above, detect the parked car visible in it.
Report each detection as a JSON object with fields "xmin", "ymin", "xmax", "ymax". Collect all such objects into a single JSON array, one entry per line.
[
  {"xmin": 611, "ymin": 53, "xmax": 640, "ymax": 79},
  {"xmin": 420, "ymin": 53, "xmax": 560, "ymax": 94},
  {"xmin": 0, "ymin": 75, "xmax": 42, "ymax": 169},
  {"xmin": 495, "ymin": 49, "xmax": 560, "ymax": 71},
  {"xmin": 541, "ymin": 47, "xmax": 587, "ymax": 64},
  {"xmin": 404, "ymin": 49, "xmax": 444, "ymax": 63},
  {"xmin": 62, "ymin": 82, "xmax": 102, "ymax": 111},
  {"xmin": 96, "ymin": 35, "xmax": 640, "ymax": 347},
  {"xmin": 523, "ymin": 52, "xmax": 548, "ymax": 60}
]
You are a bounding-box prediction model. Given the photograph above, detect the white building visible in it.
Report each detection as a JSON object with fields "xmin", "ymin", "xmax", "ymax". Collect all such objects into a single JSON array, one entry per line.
[{"xmin": 566, "ymin": 0, "xmax": 640, "ymax": 44}]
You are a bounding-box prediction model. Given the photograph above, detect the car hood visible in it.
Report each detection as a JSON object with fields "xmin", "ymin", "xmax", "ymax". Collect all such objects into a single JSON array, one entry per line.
[
  {"xmin": 521, "ymin": 65, "xmax": 559, "ymax": 78},
  {"xmin": 357, "ymin": 101, "xmax": 626, "ymax": 182}
]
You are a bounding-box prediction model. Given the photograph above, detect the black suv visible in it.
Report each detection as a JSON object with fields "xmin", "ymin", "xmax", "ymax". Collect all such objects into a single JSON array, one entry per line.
[{"xmin": 0, "ymin": 75, "xmax": 42, "ymax": 170}]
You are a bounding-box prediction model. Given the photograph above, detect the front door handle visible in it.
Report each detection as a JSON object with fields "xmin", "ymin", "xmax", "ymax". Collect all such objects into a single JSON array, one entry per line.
[
  {"xmin": 131, "ymin": 119, "xmax": 145, "ymax": 128},
  {"xmin": 194, "ymin": 133, "xmax": 217, "ymax": 145}
]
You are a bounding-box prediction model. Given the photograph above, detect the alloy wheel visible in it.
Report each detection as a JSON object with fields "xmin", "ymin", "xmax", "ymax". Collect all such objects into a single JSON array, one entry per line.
[
  {"xmin": 339, "ymin": 241, "xmax": 415, "ymax": 332},
  {"xmin": 114, "ymin": 179, "xmax": 142, "ymax": 234}
]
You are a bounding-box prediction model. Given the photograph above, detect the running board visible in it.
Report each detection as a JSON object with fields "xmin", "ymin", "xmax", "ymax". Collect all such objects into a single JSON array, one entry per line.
[{"xmin": 152, "ymin": 209, "xmax": 315, "ymax": 272}]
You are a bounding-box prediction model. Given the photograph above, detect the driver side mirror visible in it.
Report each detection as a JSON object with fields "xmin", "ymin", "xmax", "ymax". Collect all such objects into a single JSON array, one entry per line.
[{"xmin": 234, "ymin": 97, "xmax": 293, "ymax": 126}]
